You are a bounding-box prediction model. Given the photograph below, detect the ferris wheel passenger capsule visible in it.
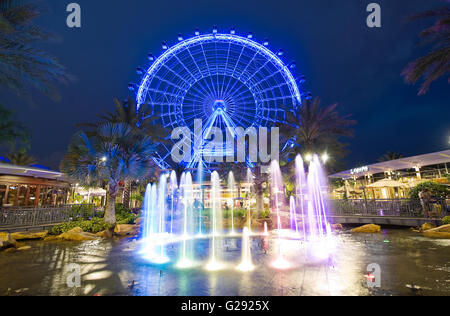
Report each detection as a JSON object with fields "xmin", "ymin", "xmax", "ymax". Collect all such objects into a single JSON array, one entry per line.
[
  {"xmin": 136, "ymin": 67, "xmax": 145, "ymax": 75},
  {"xmin": 277, "ymin": 49, "xmax": 284, "ymax": 57},
  {"xmin": 195, "ymin": 28, "xmax": 200, "ymax": 36},
  {"xmin": 289, "ymin": 62, "xmax": 296, "ymax": 69},
  {"xmin": 213, "ymin": 26, "xmax": 218, "ymax": 34},
  {"xmin": 162, "ymin": 42, "xmax": 168, "ymax": 50},
  {"xmin": 247, "ymin": 32, "xmax": 253, "ymax": 39},
  {"xmin": 128, "ymin": 83, "xmax": 137, "ymax": 91},
  {"xmin": 263, "ymin": 38, "xmax": 269, "ymax": 46},
  {"xmin": 148, "ymin": 54, "xmax": 154, "ymax": 61},
  {"xmin": 230, "ymin": 27, "xmax": 236, "ymax": 35},
  {"xmin": 178, "ymin": 34, "xmax": 183, "ymax": 41},
  {"xmin": 298, "ymin": 75, "xmax": 306, "ymax": 84}
]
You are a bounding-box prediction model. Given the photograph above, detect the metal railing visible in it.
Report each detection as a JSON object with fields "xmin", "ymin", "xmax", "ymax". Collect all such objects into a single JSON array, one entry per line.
[
  {"xmin": 330, "ymin": 199, "xmax": 449, "ymax": 218},
  {"xmin": 0, "ymin": 204, "xmax": 97, "ymax": 230}
]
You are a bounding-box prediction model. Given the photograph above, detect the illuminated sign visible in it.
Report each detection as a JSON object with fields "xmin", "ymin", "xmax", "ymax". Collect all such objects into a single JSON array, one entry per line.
[{"xmin": 351, "ymin": 166, "xmax": 369, "ymax": 175}]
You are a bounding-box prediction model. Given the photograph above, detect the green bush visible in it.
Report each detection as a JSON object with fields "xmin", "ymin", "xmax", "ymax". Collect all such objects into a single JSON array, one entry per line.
[
  {"xmin": 50, "ymin": 217, "xmax": 109, "ymax": 235},
  {"xmin": 259, "ymin": 209, "xmax": 271, "ymax": 219},
  {"xmin": 115, "ymin": 204, "xmax": 139, "ymax": 224},
  {"xmin": 443, "ymin": 216, "xmax": 450, "ymax": 225},
  {"xmin": 409, "ymin": 182, "xmax": 449, "ymax": 199}
]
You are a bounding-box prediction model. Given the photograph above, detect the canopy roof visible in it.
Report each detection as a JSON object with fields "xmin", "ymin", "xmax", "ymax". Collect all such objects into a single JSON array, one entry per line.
[
  {"xmin": 330, "ymin": 150, "xmax": 450, "ymax": 179},
  {"xmin": 366, "ymin": 179, "xmax": 407, "ymax": 188},
  {"xmin": 0, "ymin": 163, "xmax": 69, "ymax": 182}
]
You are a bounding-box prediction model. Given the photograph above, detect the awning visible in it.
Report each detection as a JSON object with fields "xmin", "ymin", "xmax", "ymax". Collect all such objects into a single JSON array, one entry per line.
[{"xmin": 366, "ymin": 179, "xmax": 407, "ymax": 188}]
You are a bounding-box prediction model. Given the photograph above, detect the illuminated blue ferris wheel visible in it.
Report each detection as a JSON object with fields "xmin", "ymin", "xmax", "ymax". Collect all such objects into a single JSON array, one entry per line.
[{"xmin": 131, "ymin": 28, "xmax": 305, "ymax": 169}]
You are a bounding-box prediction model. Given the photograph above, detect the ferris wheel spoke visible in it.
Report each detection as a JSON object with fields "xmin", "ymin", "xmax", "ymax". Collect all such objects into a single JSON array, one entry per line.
[
  {"xmin": 220, "ymin": 42, "xmax": 233, "ymax": 98},
  {"xmin": 199, "ymin": 42, "xmax": 219, "ymax": 97},
  {"xmin": 246, "ymin": 68, "xmax": 284, "ymax": 92},
  {"xmin": 171, "ymin": 54, "xmax": 215, "ymax": 97},
  {"xmin": 243, "ymin": 58, "xmax": 273, "ymax": 86},
  {"xmin": 222, "ymin": 45, "xmax": 245, "ymax": 94},
  {"xmin": 185, "ymin": 46, "xmax": 216, "ymax": 97},
  {"xmin": 135, "ymin": 33, "xmax": 300, "ymax": 168},
  {"xmin": 237, "ymin": 49, "xmax": 260, "ymax": 82}
]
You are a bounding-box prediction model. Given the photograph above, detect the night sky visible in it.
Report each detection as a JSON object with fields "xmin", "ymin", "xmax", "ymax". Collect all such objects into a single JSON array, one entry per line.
[{"xmin": 2, "ymin": 0, "xmax": 449, "ymax": 170}]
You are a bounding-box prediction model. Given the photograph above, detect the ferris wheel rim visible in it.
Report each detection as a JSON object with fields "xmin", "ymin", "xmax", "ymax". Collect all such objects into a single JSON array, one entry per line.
[{"xmin": 136, "ymin": 33, "xmax": 302, "ymax": 109}]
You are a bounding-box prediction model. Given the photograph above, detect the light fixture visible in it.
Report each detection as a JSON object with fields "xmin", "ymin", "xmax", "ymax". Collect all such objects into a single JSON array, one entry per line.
[
  {"xmin": 305, "ymin": 154, "xmax": 313, "ymax": 162},
  {"xmin": 322, "ymin": 153, "xmax": 329, "ymax": 163}
]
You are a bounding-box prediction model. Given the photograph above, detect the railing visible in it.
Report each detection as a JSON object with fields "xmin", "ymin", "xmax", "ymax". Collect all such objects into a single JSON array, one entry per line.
[
  {"xmin": 0, "ymin": 204, "xmax": 97, "ymax": 230},
  {"xmin": 330, "ymin": 199, "xmax": 449, "ymax": 218}
]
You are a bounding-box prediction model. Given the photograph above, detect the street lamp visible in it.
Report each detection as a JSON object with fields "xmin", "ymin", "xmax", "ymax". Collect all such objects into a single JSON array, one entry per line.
[
  {"xmin": 322, "ymin": 153, "xmax": 329, "ymax": 164},
  {"xmin": 305, "ymin": 154, "xmax": 313, "ymax": 162}
]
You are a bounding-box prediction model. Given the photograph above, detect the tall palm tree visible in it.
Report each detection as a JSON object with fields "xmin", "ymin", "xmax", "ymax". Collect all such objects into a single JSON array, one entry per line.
[
  {"xmin": 7, "ymin": 149, "xmax": 35, "ymax": 165},
  {"xmin": 61, "ymin": 123, "xmax": 156, "ymax": 227},
  {"xmin": 0, "ymin": 0, "xmax": 70, "ymax": 100},
  {"xmin": 281, "ymin": 97, "xmax": 356, "ymax": 171},
  {"xmin": 377, "ymin": 151, "xmax": 404, "ymax": 162},
  {"xmin": 402, "ymin": 5, "xmax": 450, "ymax": 95},
  {"xmin": 0, "ymin": 103, "xmax": 28, "ymax": 147},
  {"xmin": 78, "ymin": 97, "xmax": 166, "ymax": 208}
]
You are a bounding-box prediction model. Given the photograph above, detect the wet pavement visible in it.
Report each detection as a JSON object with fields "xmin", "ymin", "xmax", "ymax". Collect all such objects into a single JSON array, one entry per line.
[{"xmin": 0, "ymin": 228, "xmax": 449, "ymax": 296}]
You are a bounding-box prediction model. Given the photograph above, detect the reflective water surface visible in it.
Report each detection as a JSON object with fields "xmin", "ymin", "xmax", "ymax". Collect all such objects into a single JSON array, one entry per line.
[{"xmin": 0, "ymin": 228, "xmax": 449, "ymax": 296}]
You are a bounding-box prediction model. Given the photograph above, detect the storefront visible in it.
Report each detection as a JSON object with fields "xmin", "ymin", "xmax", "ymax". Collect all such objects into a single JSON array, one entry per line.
[
  {"xmin": 0, "ymin": 163, "xmax": 71, "ymax": 207},
  {"xmin": 329, "ymin": 150, "xmax": 450, "ymax": 200}
]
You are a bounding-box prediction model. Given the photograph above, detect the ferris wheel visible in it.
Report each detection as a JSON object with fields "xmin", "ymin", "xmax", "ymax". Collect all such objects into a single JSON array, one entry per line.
[{"xmin": 130, "ymin": 28, "xmax": 305, "ymax": 169}]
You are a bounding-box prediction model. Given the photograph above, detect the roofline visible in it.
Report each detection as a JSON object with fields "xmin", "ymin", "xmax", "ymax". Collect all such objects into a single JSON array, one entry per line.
[
  {"xmin": 0, "ymin": 163, "xmax": 70, "ymax": 182},
  {"xmin": 329, "ymin": 149, "xmax": 450, "ymax": 179}
]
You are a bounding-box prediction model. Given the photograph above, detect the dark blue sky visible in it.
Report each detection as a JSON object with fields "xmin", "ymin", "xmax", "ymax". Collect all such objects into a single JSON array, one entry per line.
[{"xmin": 2, "ymin": 0, "xmax": 449, "ymax": 170}]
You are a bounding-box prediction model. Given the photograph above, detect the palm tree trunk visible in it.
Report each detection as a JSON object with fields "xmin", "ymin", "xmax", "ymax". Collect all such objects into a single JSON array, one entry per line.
[
  {"xmin": 105, "ymin": 182, "xmax": 118, "ymax": 228},
  {"xmin": 123, "ymin": 180, "xmax": 131, "ymax": 209},
  {"xmin": 105, "ymin": 193, "xmax": 117, "ymax": 226}
]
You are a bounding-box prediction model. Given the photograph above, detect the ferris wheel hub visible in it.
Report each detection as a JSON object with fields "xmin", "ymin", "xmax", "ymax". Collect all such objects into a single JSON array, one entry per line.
[{"xmin": 213, "ymin": 100, "xmax": 227, "ymax": 112}]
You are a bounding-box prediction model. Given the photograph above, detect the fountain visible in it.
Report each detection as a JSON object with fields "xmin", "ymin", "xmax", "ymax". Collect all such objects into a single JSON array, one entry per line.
[
  {"xmin": 139, "ymin": 153, "xmax": 334, "ymax": 271},
  {"xmin": 228, "ymin": 171, "xmax": 236, "ymax": 235},
  {"xmin": 178, "ymin": 172, "xmax": 194, "ymax": 268},
  {"xmin": 237, "ymin": 227, "xmax": 254, "ymax": 272},
  {"xmin": 270, "ymin": 160, "xmax": 291, "ymax": 269},
  {"xmin": 206, "ymin": 171, "xmax": 224, "ymax": 271},
  {"xmin": 169, "ymin": 171, "xmax": 178, "ymax": 236}
]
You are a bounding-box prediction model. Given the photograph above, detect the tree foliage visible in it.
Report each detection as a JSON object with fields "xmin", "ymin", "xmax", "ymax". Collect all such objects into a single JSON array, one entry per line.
[
  {"xmin": 0, "ymin": 0, "xmax": 71, "ymax": 100},
  {"xmin": 402, "ymin": 5, "xmax": 450, "ymax": 95}
]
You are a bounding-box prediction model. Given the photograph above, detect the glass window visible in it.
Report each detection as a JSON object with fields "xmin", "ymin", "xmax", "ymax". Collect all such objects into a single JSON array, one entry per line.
[
  {"xmin": 0, "ymin": 185, "xmax": 6, "ymax": 206},
  {"xmin": 28, "ymin": 185, "xmax": 37, "ymax": 206},
  {"xmin": 6, "ymin": 185, "xmax": 18, "ymax": 206},
  {"xmin": 17, "ymin": 185, "xmax": 28, "ymax": 206}
]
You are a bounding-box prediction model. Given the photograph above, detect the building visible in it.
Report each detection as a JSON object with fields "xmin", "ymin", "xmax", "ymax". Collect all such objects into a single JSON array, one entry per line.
[
  {"xmin": 0, "ymin": 163, "xmax": 71, "ymax": 207},
  {"xmin": 329, "ymin": 150, "xmax": 450, "ymax": 200}
]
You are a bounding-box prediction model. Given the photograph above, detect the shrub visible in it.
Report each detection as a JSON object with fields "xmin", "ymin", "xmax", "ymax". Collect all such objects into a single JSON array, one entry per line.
[
  {"xmin": 409, "ymin": 182, "xmax": 449, "ymax": 200},
  {"xmin": 50, "ymin": 217, "xmax": 109, "ymax": 235},
  {"xmin": 443, "ymin": 216, "xmax": 450, "ymax": 225},
  {"xmin": 259, "ymin": 209, "xmax": 271, "ymax": 219},
  {"xmin": 115, "ymin": 203, "xmax": 139, "ymax": 224}
]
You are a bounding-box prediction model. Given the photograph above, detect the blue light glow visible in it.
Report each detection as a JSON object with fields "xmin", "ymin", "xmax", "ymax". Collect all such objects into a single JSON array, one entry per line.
[{"xmin": 135, "ymin": 33, "xmax": 302, "ymax": 168}]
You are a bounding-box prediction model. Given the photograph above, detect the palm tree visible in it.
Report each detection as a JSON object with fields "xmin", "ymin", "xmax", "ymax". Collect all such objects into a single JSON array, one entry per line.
[
  {"xmin": 402, "ymin": 5, "xmax": 450, "ymax": 95},
  {"xmin": 0, "ymin": 0, "xmax": 70, "ymax": 100},
  {"xmin": 0, "ymin": 103, "xmax": 28, "ymax": 147},
  {"xmin": 61, "ymin": 123, "xmax": 156, "ymax": 227},
  {"xmin": 78, "ymin": 97, "xmax": 166, "ymax": 208},
  {"xmin": 377, "ymin": 151, "xmax": 404, "ymax": 162},
  {"xmin": 7, "ymin": 149, "xmax": 35, "ymax": 165},
  {"xmin": 281, "ymin": 97, "xmax": 356, "ymax": 171}
]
